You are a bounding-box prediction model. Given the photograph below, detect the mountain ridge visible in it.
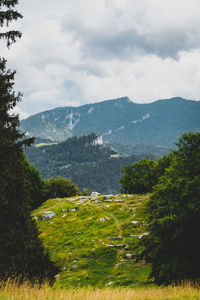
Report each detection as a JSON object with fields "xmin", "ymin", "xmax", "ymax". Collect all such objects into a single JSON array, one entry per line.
[{"xmin": 21, "ymin": 96, "xmax": 200, "ymax": 147}]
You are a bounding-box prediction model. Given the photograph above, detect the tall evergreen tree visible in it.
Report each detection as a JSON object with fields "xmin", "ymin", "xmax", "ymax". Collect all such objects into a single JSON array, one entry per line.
[
  {"xmin": 0, "ymin": 0, "xmax": 22, "ymax": 46},
  {"xmin": 0, "ymin": 0, "xmax": 58, "ymax": 282}
]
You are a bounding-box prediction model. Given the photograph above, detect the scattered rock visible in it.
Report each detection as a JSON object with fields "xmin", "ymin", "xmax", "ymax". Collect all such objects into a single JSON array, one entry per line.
[
  {"xmin": 126, "ymin": 253, "xmax": 133, "ymax": 259},
  {"xmin": 106, "ymin": 205, "xmax": 110, "ymax": 207},
  {"xmin": 130, "ymin": 233, "xmax": 149, "ymax": 239},
  {"xmin": 71, "ymin": 264, "xmax": 78, "ymax": 268},
  {"xmin": 100, "ymin": 218, "xmax": 105, "ymax": 222},
  {"xmin": 105, "ymin": 244, "xmax": 115, "ymax": 247},
  {"xmin": 105, "ymin": 194, "xmax": 113, "ymax": 198},
  {"xmin": 138, "ymin": 232, "xmax": 149, "ymax": 239},
  {"xmin": 104, "ymin": 199, "xmax": 112, "ymax": 202},
  {"xmin": 116, "ymin": 244, "xmax": 124, "ymax": 247},
  {"xmin": 66, "ymin": 198, "xmax": 76, "ymax": 201},
  {"xmin": 120, "ymin": 208, "xmax": 126, "ymax": 211},
  {"xmin": 42, "ymin": 211, "xmax": 55, "ymax": 220},
  {"xmin": 68, "ymin": 208, "xmax": 76, "ymax": 212},
  {"xmin": 62, "ymin": 214, "xmax": 67, "ymax": 218},
  {"xmin": 115, "ymin": 199, "xmax": 124, "ymax": 203},
  {"xmin": 105, "ymin": 216, "xmax": 110, "ymax": 220},
  {"xmin": 109, "ymin": 237, "xmax": 122, "ymax": 240},
  {"xmin": 91, "ymin": 192, "xmax": 101, "ymax": 197},
  {"xmin": 62, "ymin": 208, "xmax": 77, "ymax": 212},
  {"xmin": 78, "ymin": 196, "xmax": 90, "ymax": 200},
  {"xmin": 131, "ymin": 220, "xmax": 139, "ymax": 224},
  {"xmin": 106, "ymin": 281, "xmax": 113, "ymax": 286}
]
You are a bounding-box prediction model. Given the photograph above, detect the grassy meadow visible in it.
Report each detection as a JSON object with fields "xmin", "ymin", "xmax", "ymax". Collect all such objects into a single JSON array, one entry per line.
[
  {"xmin": 2, "ymin": 194, "xmax": 200, "ymax": 299},
  {"xmin": 32, "ymin": 193, "xmax": 151, "ymax": 288}
]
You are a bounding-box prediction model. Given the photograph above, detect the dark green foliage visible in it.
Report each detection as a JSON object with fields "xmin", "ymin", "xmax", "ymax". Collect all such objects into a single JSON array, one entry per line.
[
  {"xmin": 81, "ymin": 188, "xmax": 91, "ymax": 196},
  {"xmin": 0, "ymin": 8, "xmax": 58, "ymax": 282},
  {"xmin": 45, "ymin": 177, "xmax": 79, "ymax": 199},
  {"xmin": 120, "ymin": 153, "xmax": 172, "ymax": 194},
  {"xmin": 24, "ymin": 160, "xmax": 47, "ymax": 210},
  {"xmin": 0, "ymin": 0, "xmax": 22, "ymax": 46},
  {"xmin": 143, "ymin": 132, "xmax": 200, "ymax": 285},
  {"xmin": 120, "ymin": 159, "xmax": 158, "ymax": 194},
  {"xmin": 24, "ymin": 133, "xmax": 157, "ymax": 194}
]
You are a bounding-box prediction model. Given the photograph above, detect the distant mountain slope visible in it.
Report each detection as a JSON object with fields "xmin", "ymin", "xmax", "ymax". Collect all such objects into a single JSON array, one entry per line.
[
  {"xmin": 24, "ymin": 133, "xmax": 157, "ymax": 194},
  {"xmin": 21, "ymin": 97, "xmax": 200, "ymax": 147}
]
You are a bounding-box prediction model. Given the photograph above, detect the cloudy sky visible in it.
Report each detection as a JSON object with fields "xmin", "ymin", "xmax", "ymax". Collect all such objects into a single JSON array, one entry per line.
[{"xmin": 1, "ymin": 0, "xmax": 200, "ymax": 118}]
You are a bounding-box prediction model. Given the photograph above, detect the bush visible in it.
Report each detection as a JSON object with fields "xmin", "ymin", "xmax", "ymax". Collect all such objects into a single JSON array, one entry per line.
[{"xmin": 45, "ymin": 177, "xmax": 79, "ymax": 199}]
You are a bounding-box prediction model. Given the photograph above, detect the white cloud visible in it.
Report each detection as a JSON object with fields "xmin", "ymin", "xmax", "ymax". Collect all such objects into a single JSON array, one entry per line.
[{"xmin": 1, "ymin": 0, "xmax": 200, "ymax": 118}]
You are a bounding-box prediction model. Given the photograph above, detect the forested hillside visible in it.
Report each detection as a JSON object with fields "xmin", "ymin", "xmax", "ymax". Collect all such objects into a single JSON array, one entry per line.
[{"xmin": 24, "ymin": 133, "xmax": 157, "ymax": 194}]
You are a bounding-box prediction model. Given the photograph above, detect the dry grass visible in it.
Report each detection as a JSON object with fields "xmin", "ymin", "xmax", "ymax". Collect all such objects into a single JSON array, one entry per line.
[{"xmin": 1, "ymin": 280, "xmax": 200, "ymax": 300}]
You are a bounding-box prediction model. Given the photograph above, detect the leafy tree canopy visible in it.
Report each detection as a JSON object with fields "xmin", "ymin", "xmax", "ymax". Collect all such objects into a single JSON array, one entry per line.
[
  {"xmin": 45, "ymin": 177, "xmax": 79, "ymax": 199},
  {"xmin": 24, "ymin": 159, "xmax": 47, "ymax": 210},
  {"xmin": 120, "ymin": 159, "xmax": 158, "ymax": 194},
  {"xmin": 143, "ymin": 132, "xmax": 200, "ymax": 285}
]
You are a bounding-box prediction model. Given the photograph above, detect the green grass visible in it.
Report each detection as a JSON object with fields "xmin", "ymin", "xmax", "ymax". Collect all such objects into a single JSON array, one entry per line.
[
  {"xmin": 33, "ymin": 194, "xmax": 153, "ymax": 288},
  {"xmin": 34, "ymin": 142, "xmax": 57, "ymax": 147}
]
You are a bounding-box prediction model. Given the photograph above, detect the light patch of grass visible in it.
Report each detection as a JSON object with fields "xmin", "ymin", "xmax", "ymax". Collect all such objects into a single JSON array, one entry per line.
[{"xmin": 34, "ymin": 143, "xmax": 57, "ymax": 147}]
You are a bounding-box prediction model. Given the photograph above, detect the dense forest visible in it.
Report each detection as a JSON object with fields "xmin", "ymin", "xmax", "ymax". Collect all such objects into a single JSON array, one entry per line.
[{"xmin": 24, "ymin": 133, "xmax": 158, "ymax": 194}]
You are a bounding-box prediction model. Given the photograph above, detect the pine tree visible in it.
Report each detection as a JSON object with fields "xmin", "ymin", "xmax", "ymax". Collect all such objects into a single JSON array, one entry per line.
[{"xmin": 0, "ymin": 1, "xmax": 58, "ymax": 282}]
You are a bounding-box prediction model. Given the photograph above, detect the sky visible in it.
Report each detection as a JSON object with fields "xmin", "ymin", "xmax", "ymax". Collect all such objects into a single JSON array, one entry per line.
[{"xmin": 1, "ymin": 0, "xmax": 200, "ymax": 119}]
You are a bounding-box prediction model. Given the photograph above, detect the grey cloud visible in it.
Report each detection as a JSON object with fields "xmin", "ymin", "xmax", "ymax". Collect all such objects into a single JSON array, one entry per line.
[{"xmin": 62, "ymin": 18, "xmax": 200, "ymax": 59}]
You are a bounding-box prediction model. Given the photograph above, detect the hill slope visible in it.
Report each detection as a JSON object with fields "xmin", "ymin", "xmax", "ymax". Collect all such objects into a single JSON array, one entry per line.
[
  {"xmin": 21, "ymin": 97, "xmax": 200, "ymax": 147},
  {"xmin": 33, "ymin": 193, "xmax": 152, "ymax": 288},
  {"xmin": 24, "ymin": 133, "xmax": 157, "ymax": 194}
]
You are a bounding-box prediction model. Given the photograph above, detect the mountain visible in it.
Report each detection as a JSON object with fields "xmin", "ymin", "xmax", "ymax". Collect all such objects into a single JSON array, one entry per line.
[
  {"xmin": 21, "ymin": 97, "xmax": 200, "ymax": 147},
  {"xmin": 24, "ymin": 133, "xmax": 157, "ymax": 194}
]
